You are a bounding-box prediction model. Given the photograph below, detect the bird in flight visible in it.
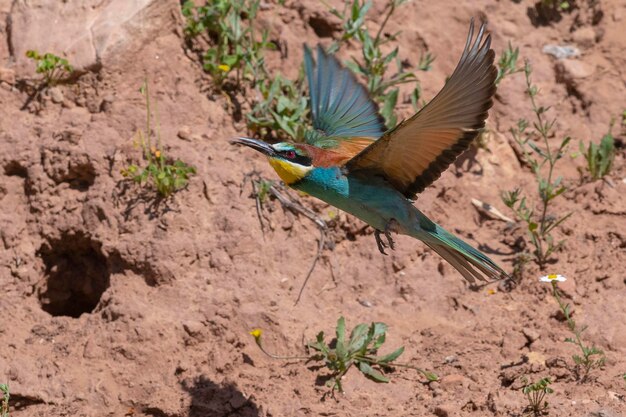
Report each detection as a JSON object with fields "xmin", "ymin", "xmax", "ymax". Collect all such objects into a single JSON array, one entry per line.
[{"xmin": 233, "ymin": 20, "xmax": 509, "ymax": 283}]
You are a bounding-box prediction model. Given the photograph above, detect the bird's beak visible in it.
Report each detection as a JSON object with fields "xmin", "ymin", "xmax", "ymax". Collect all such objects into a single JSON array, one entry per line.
[{"xmin": 230, "ymin": 137, "xmax": 275, "ymax": 157}]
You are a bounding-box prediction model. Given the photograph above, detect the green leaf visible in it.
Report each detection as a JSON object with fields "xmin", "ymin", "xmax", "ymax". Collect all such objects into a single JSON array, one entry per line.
[
  {"xmin": 424, "ymin": 371, "xmax": 439, "ymax": 381},
  {"xmin": 376, "ymin": 346, "xmax": 404, "ymax": 363},
  {"xmin": 358, "ymin": 361, "xmax": 389, "ymax": 383},
  {"xmin": 336, "ymin": 316, "xmax": 346, "ymax": 348},
  {"xmin": 348, "ymin": 324, "xmax": 370, "ymax": 352}
]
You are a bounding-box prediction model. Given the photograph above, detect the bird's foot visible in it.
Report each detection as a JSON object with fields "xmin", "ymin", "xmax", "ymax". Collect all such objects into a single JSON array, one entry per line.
[
  {"xmin": 374, "ymin": 229, "xmax": 388, "ymax": 255},
  {"xmin": 375, "ymin": 219, "xmax": 399, "ymax": 255}
]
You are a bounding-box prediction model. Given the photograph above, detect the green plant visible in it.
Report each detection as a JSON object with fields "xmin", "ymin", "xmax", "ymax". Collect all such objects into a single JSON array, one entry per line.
[
  {"xmin": 0, "ymin": 383, "xmax": 9, "ymax": 417},
  {"xmin": 579, "ymin": 120, "xmax": 616, "ymax": 180},
  {"xmin": 501, "ymin": 61, "xmax": 571, "ymax": 269},
  {"xmin": 250, "ymin": 317, "xmax": 437, "ymax": 393},
  {"xmin": 181, "ymin": 0, "xmax": 273, "ymax": 90},
  {"xmin": 521, "ymin": 377, "xmax": 553, "ymax": 416},
  {"xmin": 326, "ymin": 0, "xmax": 431, "ymax": 128},
  {"xmin": 246, "ymin": 73, "xmax": 309, "ymax": 141},
  {"xmin": 495, "ymin": 42, "xmax": 522, "ymax": 85},
  {"xmin": 541, "ymin": 0, "xmax": 572, "ymax": 11},
  {"xmin": 121, "ymin": 81, "xmax": 196, "ymax": 197},
  {"xmin": 25, "ymin": 50, "xmax": 73, "ymax": 87},
  {"xmin": 547, "ymin": 277, "xmax": 605, "ymax": 381}
]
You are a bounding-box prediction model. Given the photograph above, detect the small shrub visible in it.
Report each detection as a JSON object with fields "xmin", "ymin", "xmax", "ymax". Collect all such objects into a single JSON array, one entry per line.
[
  {"xmin": 246, "ymin": 73, "xmax": 309, "ymax": 141},
  {"xmin": 579, "ymin": 121, "xmax": 616, "ymax": 180},
  {"xmin": 250, "ymin": 317, "xmax": 437, "ymax": 394},
  {"xmin": 521, "ymin": 376, "xmax": 553, "ymax": 416},
  {"xmin": 541, "ymin": 275, "xmax": 605, "ymax": 381},
  {"xmin": 25, "ymin": 50, "xmax": 73, "ymax": 87},
  {"xmin": 328, "ymin": 0, "xmax": 431, "ymax": 128},
  {"xmin": 121, "ymin": 81, "xmax": 196, "ymax": 198},
  {"xmin": 495, "ymin": 42, "xmax": 522, "ymax": 86},
  {"xmin": 501, "ymin": 61, "xmax": 571, "ymax": 269},
  {"xmin": 181, "ymin": 0, "xmax": 273, "ymax": 91}
]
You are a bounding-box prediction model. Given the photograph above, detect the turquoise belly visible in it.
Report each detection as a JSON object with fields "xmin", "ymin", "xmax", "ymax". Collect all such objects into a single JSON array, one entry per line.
[{"xmin": 292, "ymin": 167, "xmax": 415, "ymax": 232}]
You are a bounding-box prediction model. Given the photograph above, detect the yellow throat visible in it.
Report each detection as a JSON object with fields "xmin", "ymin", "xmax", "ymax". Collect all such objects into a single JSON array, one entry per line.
[{"xmin": 268, "ymin": 157, "xmax": 312, "ymax": 184}]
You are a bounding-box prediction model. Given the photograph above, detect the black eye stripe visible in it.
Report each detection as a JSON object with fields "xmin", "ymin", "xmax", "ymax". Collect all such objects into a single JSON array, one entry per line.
[{"xmin": 280, "ymin": 151, "xmax": 311, "ymax": 166}]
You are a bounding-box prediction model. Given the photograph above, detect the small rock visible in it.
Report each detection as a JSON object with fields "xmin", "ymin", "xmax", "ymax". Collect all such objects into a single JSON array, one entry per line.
[
  {"xmin": 526, "ymin": 351, "xmax": 547, "ymax": 366},
  {"xmin": 182, "ymin": 320, "xmax": 205, "ymax": 338},
  {"xmin": 440, "ymin": 374, "xmax": 470, "ymax": 391},
  {"xmin": 83, "ymin": 340, "xmax": 101, "ymax": 359},
  {"xmin": 357, "ymin": 298, "xmax": 373, "ymax": 308},
  {"xmin": 279, "ymin": 277, "xmax": 290, "ymax": 289},
  {"xmin": 543, "ymin": 44, "xmax": 580, "ymax": 60},
  {"xmin": 556, "ymin": 59, "xmax": 595, "ymax": 80},
  {"xmin": 522, "ymin": 328, "xmax": 540, "ymax": 344},
  {"xmin": 443, "ymin": 355, "xmax": 458, "ymax": 364},
  {"xmin": 177, "ymin": 126, "xmax": 192, "ymax": 141},
  {"xmin": 0, "ymin": 67, "xmax": 16, "ymax": 84},
  {"xmin": 48, "ymin": 87, "xmax": 64, "ymax": 104},
  {"xmin": 572, "ymin": 27, "xmax": 596, "ymax": 47},
  {"xmin": 101, "ymin": 95, "xmax": 114, "ymax": 112},
  {"xmin": 392, "ymin": 259, "xmax": 405, "ymax": 272}
]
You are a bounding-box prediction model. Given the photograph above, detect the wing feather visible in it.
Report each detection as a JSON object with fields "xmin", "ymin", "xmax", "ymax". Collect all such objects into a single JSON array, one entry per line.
[
  {"xmin": 303, "ymin": 45, "xmax": 386, "ymax": 152},
  {"xmin": 345, "ymin": 19, "xmax": 497, "ymax": 198}
]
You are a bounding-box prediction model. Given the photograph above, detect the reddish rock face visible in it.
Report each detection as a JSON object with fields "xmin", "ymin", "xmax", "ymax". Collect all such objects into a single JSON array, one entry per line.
[{"xmin": 0, "ymin": 0, "xmax": 625, "ymax": 416}]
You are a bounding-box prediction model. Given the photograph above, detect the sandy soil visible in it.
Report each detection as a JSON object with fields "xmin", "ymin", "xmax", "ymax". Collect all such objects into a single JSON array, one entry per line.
[{"xmin": 1, "ymin": 0, "xmax": 625, "ymax": 416}]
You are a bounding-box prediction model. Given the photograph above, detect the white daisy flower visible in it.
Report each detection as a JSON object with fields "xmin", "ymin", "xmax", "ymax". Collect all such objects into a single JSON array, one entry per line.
[{"xmin": 539, "ymin": 274, "xmax": 567, "ymax": 283}]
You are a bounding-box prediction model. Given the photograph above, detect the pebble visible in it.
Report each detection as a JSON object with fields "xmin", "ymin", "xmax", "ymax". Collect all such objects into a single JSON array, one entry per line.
[
  {"xmin": 526, "ymin": 351, "xmax": 547, "ymax": 366},
  {"xmin": 182, "ymin": 320, "xmax": 204, "ymax": 338},
  {"xmin": 178, "ymin": 126, "xmax": 192, "ymax": 141},
  {"xmin": 101, "ymin": 95, "xmax": 114, "ymax": 112},
  {"xmin": 440, "ymin": 374, "xmax": 470, "ymax": 390},
  {"xmin": 543, "ymin": 44, "xmax": 580, "ymax": 60},
  {"xmin": 556, "ymin": 60, "xmax": 595, "ymax": 82},
  {"xmin": 443, "ymin": 355, "xmax": 457, "ymax": 364},
  {"xmin": 522, "ymin": 328, "xmax": 540, "ymax": 343},
  {"xmin": 357, "ymin": 298, "xmax": 373, "ymax": 308},
  {"xmin": 48, "ymin": 87, "xmax": 64, "ymax": 104}
]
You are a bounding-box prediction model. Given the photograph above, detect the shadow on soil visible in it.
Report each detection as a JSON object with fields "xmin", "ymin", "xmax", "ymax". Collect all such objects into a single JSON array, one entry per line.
[{"xmin": 181, "ymin": 375, "xmax": 261, "ymax": 417}]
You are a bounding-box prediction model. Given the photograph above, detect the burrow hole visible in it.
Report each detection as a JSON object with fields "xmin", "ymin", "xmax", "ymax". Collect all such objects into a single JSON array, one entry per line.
[{"xmin": 37, "ymin": 231, "xmax": 110, "ymax": 318}]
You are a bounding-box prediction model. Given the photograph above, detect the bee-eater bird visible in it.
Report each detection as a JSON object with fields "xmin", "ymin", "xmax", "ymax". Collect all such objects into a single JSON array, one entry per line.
[{"xmin": 233, "ymin": 20, "xmax": 509, "ymax": 283}]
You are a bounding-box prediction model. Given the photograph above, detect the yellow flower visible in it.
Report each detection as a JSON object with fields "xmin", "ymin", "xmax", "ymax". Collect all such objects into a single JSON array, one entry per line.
[
  {"xmin": 154, "ymin": 150, "xmax": 161, "ymax": 158},
  {"xmin": 486, "ymin": 288, "xmax": 497, "ymax": 295},
  {"xmin": 249, "ymin": 329, "xmax": 262, "ymax": 339},
  {"xmin": 218, "ymin": 64, "xmax": 230, "ymax": 72},
  {"xmin": 539, "ymin": 274, "xmax": 567, "ymax": 283}
]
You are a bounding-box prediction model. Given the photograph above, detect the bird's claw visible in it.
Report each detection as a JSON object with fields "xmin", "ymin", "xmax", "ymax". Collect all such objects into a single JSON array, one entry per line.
[
  {"xmin": 375, "ymin": 230, "xmax": 388, "ymax": 255},
  {"xmin": 375, "ymin": 219, "xmax": 398, "ymax": 255}
]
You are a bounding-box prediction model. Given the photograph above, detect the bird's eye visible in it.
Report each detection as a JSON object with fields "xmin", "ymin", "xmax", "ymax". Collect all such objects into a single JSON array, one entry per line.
[{"xmin": 284, "ymin": 150, "xmax": 296, "ymax": 159}]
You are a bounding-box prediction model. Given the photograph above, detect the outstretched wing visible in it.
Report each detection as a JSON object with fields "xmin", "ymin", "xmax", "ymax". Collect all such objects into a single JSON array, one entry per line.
[
  {"xmin": 304, "ymin": 44, "xmax": 386, "ymax": 152},
  {"xmin": 345, "ymin": 20, "xmax": 497, "ymax": 198}
]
